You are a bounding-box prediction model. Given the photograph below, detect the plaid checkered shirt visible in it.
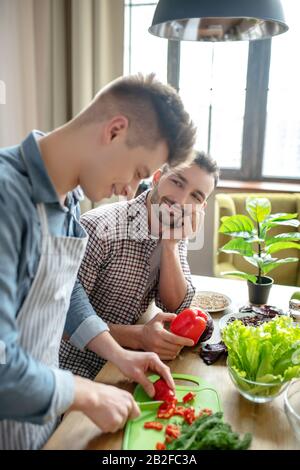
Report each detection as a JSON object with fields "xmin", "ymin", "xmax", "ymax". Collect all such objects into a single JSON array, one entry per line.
[{"xmin": 59, "ymin": 190, "xmax": 195, "ymax": 379}]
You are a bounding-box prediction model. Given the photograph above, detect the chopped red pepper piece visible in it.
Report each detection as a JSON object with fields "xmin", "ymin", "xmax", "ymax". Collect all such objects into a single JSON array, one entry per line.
[
  {"xmin": 174, "ymin": 405, "xmax": 186, "ymax": 416},
  {"xmin": 199, "ymin": 408, "xmax": 213, "ymax": 418},
  {"xmin": 157, "ymin": 401, "xmax": 176, "ymax": 419},
  {"xmin": 182, "ymin": 391, "xmax": 196, "ymax": 403},
  {"xmin": 144, "ymin": 421, "xmax": 164, "ymax": 431},
  {"xmin": 202, "ymin": 408, "xmax": 213, "ymax": 414},
  {"xmin": 156, "ymin": 442, "xmax": 166, "ymax": 450},
  {"xmin": 184, "ymin": 406, "xmax": 196, "ymax": 425},
  {"xmin": 165, "ymin": 424, "xmax": 181, "ymax": 439}
]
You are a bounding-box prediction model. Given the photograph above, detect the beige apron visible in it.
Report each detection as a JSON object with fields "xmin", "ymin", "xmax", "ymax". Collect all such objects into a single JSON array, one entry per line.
[{"xmin": 0, "ymin": 198, "xmax": 87, "ymax": 450}]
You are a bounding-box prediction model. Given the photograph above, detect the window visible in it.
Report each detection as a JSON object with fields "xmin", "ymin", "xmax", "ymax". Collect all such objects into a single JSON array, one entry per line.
[
  {"xmin": 124, "ymin": 1, "xmax": 167, "ymax": 82},
  {"xmin": 180, "ymin": 41, "xmax": 248, "ymax": 170},
  {"xmin": 124, "ymin": 0, "xmax": 300, "ymax": 182},
  {"xmin": 263, "ymin": 1, "xmax": 300, "ymax": 179}
]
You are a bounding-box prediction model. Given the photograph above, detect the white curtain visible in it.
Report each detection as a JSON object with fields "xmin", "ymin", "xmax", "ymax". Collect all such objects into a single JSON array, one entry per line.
[{"xmin": 0, "ymin": 0, "xmax": 124, "ymax": 147}]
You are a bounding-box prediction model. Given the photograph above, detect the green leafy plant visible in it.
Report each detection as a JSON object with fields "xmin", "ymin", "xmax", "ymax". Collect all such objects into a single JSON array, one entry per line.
[{"xmin": 219, "ymin": 197, "xmax": 300, "ymax": 284}]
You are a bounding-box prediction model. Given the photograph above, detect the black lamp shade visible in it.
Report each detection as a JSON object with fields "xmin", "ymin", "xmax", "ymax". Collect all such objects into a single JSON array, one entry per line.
[{"xmin": 149, "ymin": 0, "xmax": 289, "ymax": 41}]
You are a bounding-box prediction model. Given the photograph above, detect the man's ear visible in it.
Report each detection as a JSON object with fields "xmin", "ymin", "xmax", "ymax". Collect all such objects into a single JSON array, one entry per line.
[
  {"xmin": 105, "ymin": 115, "xmax": 129, "ymax": 143},
  {"xmin": 152, "ymin": 169, "xmax": 162, "ymax": 186}
]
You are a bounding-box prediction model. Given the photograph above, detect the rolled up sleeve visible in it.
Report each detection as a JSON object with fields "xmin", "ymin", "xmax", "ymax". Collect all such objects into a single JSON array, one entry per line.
[
  {"xmin": 64, "ymin": 280, "xmax": 109, "ymax": 351},
  {"xmin": 44, "ymin": 368, "xmax": 75, "ymax": 422}
]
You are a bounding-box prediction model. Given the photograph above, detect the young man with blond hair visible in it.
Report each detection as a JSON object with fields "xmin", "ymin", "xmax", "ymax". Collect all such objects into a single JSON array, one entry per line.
[{"xmin": 0, "ymin": 74, "xmax": 196, "ymax": 449}]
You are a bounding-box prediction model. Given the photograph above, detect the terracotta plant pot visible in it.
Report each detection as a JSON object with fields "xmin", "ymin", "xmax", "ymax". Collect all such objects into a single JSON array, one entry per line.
[{"xmin": 247, "ymin": 276, "xmax": 274, "ymax": 305}]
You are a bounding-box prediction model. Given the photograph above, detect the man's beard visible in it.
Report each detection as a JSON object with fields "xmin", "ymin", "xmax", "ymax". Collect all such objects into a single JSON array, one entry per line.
[{"xmin": 150, "ymin": 187, "xmax": 184, "ymax": 230}]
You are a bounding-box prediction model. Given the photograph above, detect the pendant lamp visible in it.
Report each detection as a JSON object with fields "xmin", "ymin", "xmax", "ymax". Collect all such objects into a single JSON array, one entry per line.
[{"xmin": 149, "ymin": 0, "xmax": 288, "ymax": 41}]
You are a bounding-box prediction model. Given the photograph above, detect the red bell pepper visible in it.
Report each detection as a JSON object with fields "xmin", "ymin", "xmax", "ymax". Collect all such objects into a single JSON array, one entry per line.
[
  {"xmin": 144, "ymin": 421, "xmax": 164, "ymax": 431},
  {"xmin": 170, "ymin": 308, "xmax": 207, "ymax": 344},
  {"xmin": 153, "ymin": 378, "xmax": 176, "ymax": 403}
]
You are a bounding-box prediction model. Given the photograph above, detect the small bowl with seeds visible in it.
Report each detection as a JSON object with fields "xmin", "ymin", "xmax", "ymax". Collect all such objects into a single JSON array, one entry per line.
[{"xmin": 191, "ymin": 291, "xmax": 231, "ymax": 313}]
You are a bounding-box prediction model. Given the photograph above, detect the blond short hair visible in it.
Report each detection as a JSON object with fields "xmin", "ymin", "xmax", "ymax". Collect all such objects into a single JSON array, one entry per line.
[{"xmin": 75, "ymin": 73, "xmax": 196, "ymax": 167}]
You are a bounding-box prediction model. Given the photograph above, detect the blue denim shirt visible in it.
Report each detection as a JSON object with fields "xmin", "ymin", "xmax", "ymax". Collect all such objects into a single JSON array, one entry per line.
[{"xmin": 0, "ymin": 131, "xmax": 108, "ymax": 424}]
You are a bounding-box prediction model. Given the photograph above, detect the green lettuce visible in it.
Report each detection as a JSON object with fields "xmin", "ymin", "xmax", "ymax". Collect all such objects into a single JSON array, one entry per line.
[{"xmin": 223, "ymin": 316, "xmax": 300, "ymax": 395}]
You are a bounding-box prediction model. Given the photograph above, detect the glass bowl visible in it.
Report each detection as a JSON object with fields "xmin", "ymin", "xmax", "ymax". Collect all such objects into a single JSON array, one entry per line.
[
  {"xmin": 284, "ymin": 380, "xmax": 300, "ymax": 442},
  {"xmin": 227, "ymin": 359, "xmax": 289, "ymax": 403}
]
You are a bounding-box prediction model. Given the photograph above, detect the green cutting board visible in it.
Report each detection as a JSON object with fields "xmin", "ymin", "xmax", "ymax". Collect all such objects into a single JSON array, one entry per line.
[{"xmin": 123, "ymin": 373, "xmax": 221, "ymax": 450}]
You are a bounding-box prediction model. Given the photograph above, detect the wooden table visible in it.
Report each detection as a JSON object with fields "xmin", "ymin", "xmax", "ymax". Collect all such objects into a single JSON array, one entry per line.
[{"xmin": 44, "ymin": 275, "xmax": 300, "ymax": 450}]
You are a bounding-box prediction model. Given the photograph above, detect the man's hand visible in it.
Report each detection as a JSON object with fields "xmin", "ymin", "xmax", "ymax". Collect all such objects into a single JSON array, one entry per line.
[
  {"xmin": 141, "ymin": 312, "xmax": 194, "ymax": 360},
  {"xmin": 117, "ymin": 348, "xmax": 176, "ymax": 398},
  {"xmin": 70, "ymin": 376, "xmax": 140, "ymax": 433},
  {"xmin": 162, "ymin": 206, "xmax": 204, "ymax": 243},
  {"xmin": 87, "ymin": 330, "xmax": 176, "ymax": 399}
]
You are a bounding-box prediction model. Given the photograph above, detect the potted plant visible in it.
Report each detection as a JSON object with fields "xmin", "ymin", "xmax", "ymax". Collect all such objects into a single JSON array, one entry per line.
[{"xmin": 218, "ymin": 197, "xmax": 300, "ymax": 304}]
